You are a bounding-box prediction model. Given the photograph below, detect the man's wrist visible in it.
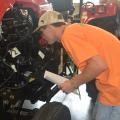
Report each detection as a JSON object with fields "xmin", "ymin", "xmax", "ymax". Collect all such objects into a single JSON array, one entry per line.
[{"xmin": 70, "ymin": 77, "xmax": 79, "ymax": 89}]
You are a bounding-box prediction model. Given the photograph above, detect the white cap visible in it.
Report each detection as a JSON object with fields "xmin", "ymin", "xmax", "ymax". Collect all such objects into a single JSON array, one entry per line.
[{"xmin": 34, "ymin": 11, "xmax": 65, "ymax": 32}]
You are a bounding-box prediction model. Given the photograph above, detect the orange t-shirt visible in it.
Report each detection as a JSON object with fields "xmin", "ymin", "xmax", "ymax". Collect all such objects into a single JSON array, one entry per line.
[{"xmin": 61, "ymin": 23, "xmax": 120, "ymax": 106}]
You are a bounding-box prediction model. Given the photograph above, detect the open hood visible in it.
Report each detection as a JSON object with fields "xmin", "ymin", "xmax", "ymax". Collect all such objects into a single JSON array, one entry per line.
[
  {"xmin": 0, "ymin": 0, "xmax": 47, "ymax": 21},
  {"xmin": 0, "ymin": 0, "xmax": 15, "ymax": 21},
  {"xmin": 16, "ymin": 0, "xmax": 47, "ymax": 4}
]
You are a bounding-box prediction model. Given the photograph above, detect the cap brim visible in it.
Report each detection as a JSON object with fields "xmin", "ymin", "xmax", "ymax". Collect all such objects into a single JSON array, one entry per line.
[
  {"xmin": 32, "ymin": 26, "xmax": 41, "ymax": 33},
  {"xmin": 33, "ymin": 21, "xmax": 67, "ymax": 33}
]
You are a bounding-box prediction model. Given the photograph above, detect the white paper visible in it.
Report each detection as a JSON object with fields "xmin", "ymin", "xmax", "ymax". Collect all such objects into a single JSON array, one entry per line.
[{"xmin": 44, "ymin": 70, "xmax": 78, "ymax": 95}]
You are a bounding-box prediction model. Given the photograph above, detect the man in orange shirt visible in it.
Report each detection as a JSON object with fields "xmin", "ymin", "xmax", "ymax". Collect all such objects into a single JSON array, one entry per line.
[{"xmin": 34, "ymin": 11, "xmax": 120, "ymax": 120}]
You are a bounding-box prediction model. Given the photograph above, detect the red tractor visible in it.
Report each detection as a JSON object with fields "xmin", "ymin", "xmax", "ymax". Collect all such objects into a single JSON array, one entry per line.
[{"xmin": 80, "ymin": 0, "xmax": 120, "ymax": 37}]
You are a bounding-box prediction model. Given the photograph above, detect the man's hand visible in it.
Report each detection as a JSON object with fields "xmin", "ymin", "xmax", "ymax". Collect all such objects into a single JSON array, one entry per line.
[{"xmin": 58, "ymin": 80, "xmax": 75, "ymax": 94}]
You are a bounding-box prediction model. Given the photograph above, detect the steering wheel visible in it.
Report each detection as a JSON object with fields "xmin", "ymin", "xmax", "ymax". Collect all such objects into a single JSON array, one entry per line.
[{"xmin": 82, "ymin": 1, "xmax": 96, "ymax": 14}]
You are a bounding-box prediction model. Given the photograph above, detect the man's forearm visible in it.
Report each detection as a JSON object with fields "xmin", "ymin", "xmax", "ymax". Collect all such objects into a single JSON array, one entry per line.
[{"xmin": 71, "ymin": 56, "xmax": 108, "ymax": 89}]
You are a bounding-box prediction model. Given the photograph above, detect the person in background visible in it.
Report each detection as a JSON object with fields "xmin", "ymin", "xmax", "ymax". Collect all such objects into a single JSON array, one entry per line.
[{"xmin": 34, "ymin": 11, "xmax": 120, "ymax": 120}]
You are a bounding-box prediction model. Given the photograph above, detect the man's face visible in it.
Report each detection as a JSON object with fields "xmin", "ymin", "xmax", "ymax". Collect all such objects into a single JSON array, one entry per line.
[{"xmin": 40, "ymin": 25, "xmax": 57, "ymax": 45}]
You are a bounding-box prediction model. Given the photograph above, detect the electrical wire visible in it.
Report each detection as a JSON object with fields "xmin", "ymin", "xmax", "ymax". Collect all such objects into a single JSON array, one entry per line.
[{"xmin": 0, "ymin": 72, "xmax": 15, "ymax": 89}]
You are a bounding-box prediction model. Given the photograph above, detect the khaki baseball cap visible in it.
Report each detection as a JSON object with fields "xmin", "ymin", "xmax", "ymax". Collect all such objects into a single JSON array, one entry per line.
[{"xmin": 33, "ymin": 11, "xmax": 65, "ymax": 32}]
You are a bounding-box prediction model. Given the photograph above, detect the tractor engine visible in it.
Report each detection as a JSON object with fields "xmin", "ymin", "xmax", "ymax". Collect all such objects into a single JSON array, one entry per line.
[{"xmin": 0, "ymin": 3, "xmax": 60, "ymax": 113}]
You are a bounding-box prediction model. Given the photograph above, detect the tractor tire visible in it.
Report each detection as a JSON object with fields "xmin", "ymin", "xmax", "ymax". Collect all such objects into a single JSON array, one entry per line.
[{"xmin": 32, "ymin": 102, "xmax": 71, "ymax": 120}]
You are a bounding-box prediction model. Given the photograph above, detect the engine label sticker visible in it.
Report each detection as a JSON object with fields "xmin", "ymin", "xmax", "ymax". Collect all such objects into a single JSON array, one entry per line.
[
  {"xmin": 9, "ymin": 47, "xmax": 21, "ymax": 58},
  {"xmin": 38, "ymin": 50, "xmax": 45, "ymax": 59}
]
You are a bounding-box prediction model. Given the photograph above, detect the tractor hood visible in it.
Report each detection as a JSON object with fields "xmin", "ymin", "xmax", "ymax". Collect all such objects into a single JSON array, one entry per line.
[
  {"xmin": 0, "ymin": 0, "xmax": 47, "ymax": 21},
  {"xmin": 0, "ymin": 0, "xmax": 15, "ymax": 21},
  {"xmin": 16, "ymin": 0, "xmax": 47, "ymax": 5}
]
